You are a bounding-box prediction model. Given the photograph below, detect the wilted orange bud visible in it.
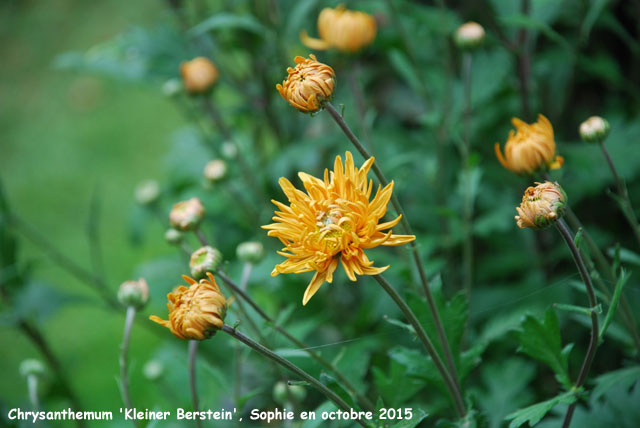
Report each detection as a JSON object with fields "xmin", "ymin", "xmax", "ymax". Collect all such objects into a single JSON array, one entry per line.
[
  {"xmin": 495, "ymin": 114, "xmax": 564, "ymax": 175},
  {"xmin": 180, "ymin": 57, "xmax": 219, "ymax": 95},
  {"xmin": 301, "ymin": 6, "xmax": 377, "ymax": 53},
  {"xmin": 276, "ymin": 54, "xmax": 335, "ymax": 113},
  {"xmin": 515, "ymin": 181, "xmax": 567, "ymax": 230},
  {"xmin": 149, "ymin": 273, "xmax": 227, "ymax": 340},
  {"xmin": 169, "ymin": 197, "xmax": 205, "ymax": 231}
]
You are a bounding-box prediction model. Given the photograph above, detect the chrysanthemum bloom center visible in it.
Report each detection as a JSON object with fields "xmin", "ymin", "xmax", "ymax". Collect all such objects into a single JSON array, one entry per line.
[
  {"xmin": 495, "ymin": 114, "xmax": 564, "ymax": 175},
  {"xmin": 263, "ymin": 152, "xmax": 415, "ymax": 305}
]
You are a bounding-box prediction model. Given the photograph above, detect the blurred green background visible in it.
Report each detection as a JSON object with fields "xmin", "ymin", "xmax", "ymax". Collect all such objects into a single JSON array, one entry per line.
[{"xmin": 1, "ymin": 0, "xmax": 640, "ymax": 427}]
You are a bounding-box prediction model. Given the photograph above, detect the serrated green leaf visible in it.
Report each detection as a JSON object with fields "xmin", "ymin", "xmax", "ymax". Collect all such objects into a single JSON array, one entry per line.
[
  {"xmin": 516, "ymin": 308, "xmax": 572, "ymax": 388},
  {"xmin": 373, "ymin": 360, "xmax": 425, "ymax": 407},
  {"xmin": 505, "ymin": 391, "xmax": 577, "ymax": 428},
  {"xmin": 592, "ymin": 366, "xmax": 640, "ymax": 401}
]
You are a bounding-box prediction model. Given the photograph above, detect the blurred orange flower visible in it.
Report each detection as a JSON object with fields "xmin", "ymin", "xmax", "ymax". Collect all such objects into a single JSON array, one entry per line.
[
  {"xmin": 300, "ymin": 5, "xmax": 377, "ymax": 53},
  {"xmin": 180, "ymin": 57, "xmax": 219, "ymax": 95},
  {"xmin": 276, "ymin": 54, "xmax": 335, "ymax": 113},
  {"xmin": 149, "ymin": 273, "xmax": 227, "ymax": 340},
  {"xmin": 263, "ymin": 152, "xmax": 415, "ymax": 305},
  {"xmin": 495, "ymin": 114, "xmax": 564, "ymax": 174}
]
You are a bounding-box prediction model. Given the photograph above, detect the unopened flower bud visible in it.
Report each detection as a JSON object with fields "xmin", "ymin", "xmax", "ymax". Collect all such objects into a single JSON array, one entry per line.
[
  {"xmin": 169, "ymin": 197, "xmax": 205, "ymax": 231},
  {"xmin": 273, "ymin": 381, "xmax": 307, "ymax": 405},
  {"xmin": 236, "ymin": 241, "xmax": 265, "ymax": 265},
  {"xmin": 579, "ymin": 116, "xmax": 610, "ymax": 143},
  {"xmin": 135, "ymin": 180, "xmax": 160, "ymax": 206},
  {"xmin": 118, "ymin": 278, "xmax": 150, "ymax": 309},
  {"xmin": 19, "ymin": 359, "xmax": 46, "ymax": 378},
  {"xmin": 150, "ymin": 273, "xmax": 227, "ymax": 340},
  {"xmin": 455, "ymin": 22, "xmax": 486, "ymax": 50},
  {"xmin": 277, "ymin": 54, "xmax": 335, "ymax": 113},
  {"xmin": 180, "ymin": 57, "xmax": 219, "ymax": 95},
  {"xmin": 300, "ymin": 6, "xmax": 377, "ymax": 53},
  {"xmin": 162, "ymin": 78, "xmax": 182, "ymax": 98},
  {"xmin": 204, "ymin": 159, "xmax": 227, "ymax": 183},
  {"xmin": 190, "ymin": 246, "xmax": 223, "ymax": 279},
  {"xmin": 515, "ymin": 181, "xmax": 567, "ymax": 230},
  {"xmin": 143, "ymin": 360, "xmax": 164, "ymax": 381},
  {"xmin": 165, "ymin": 228, "xmax": 184, "ymax": 245},
  {"xmin": 221, "ymin": 142, "xmax": 238, "ymax": 159}
]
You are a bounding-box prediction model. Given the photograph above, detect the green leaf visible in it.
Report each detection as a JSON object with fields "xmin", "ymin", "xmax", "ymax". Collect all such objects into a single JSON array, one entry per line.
[
  {"xmin": 499, "ymin": 14, "xmax": 571, "ymax": 50},
  {"xmin": 478, "ymin": 358, "xmax": 537, "ymax": 428},
  {"xmin": 554, "ymin": 303, "xmax": 602, "ymax": 317},
  {"xmin": 373, "ymin": 360, "xmax": 425, "ymax": 407},
  {"xmin": 580, "ymin": 0, "xmax": 610, "ymax": 43},
  {"xmin": 599, "ymin": 269, "xmax": 631, "ymax": 339},
  {"xmin": 188, "ymin": 13, "xmax": 268, "ymax": 37},
  {"xmin": 389, "ymin": 409, "xmax": 428, "ymax": 428},
  {"xmin": 606, "ymin": 246, "xmax": 640, "ymax": 268},
  {"xmin": 592, "ymin": 366, "xmax": 640, "ymax": 401},
  {"xmin": 515, "ymin": 308, "xmax": 572, "ymax": 388},
  {"xmin": 388, "ymin": 49, "xmax": 422, "ymax": 95},
  {"xmin": 505, "ymin": 391, "xmax": 577, "ymax": 428},
  {"xmin": 320, "ymin": 373, "xmax": 356, "ymax": 408}
]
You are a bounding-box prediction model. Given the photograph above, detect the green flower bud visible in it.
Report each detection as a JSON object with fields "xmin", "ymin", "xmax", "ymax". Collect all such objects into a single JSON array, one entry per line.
[
  {"xmin": 135, "ymin": 180, "xmax": 160, "ymax": 206},
  {"xmin": 454, "ymin": 22, "xmax": 485, "ymax": 50},
  {"xmin": 236, "ymin": 241, "xmax": 265, "ymax": 265},
  {"xmin": 169, "ymin": 197, "xmax": 205, "ymax": 231},
  {"xmin": 143, "ymin": 360, "xmax": 164, "ymax": 381},
  {"xmin": 221, "ymin": 142, "xmax": 238, "ymax": 159},
  {"xmin": 19, "ymin": 359, "xmax": 46, "ymax": 378},
  {"xmin": 118, "ymin": 278, "xmax": 150, "ymax": 309},
  {"xmin": 190, "ymin": 246, "xmax": 223, "ymax": 279},
  {"xmin": 579, "ymin": 116, "xmax": 610, "ymax": 143},
  {"xmin": 273, "ymin": 381, "xmax": 307, "ymax": 405},
  {"xmin": 165, "ymin": 228, "xmax": 184, "ymax": 245},
  {"xmin": 204, "ymin": 159, "xmax": 227, "ymax": 183},
  {"xmin": 162, "ymin": 78, "xmax": 182, "ymax": 98}
]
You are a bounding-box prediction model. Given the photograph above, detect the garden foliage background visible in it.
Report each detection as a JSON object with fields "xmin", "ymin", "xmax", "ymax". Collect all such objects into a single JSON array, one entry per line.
[{"xmin": 1, "ymin": 0, "xmax": 640, "ymax": 427}]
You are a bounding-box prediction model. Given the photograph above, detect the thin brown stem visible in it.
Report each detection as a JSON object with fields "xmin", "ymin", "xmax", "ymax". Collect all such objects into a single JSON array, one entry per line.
[
  {"xmin": 213, "ymin": 270, "xmax": 375, "ymax": 412},
  {"xmin": 462, "ymin": 52, "xmax": 474, "ymax": 297},
  {"xmin": 222, "ymin": 325, "xmax": 369, "ymax": 428},
  {"xmin": 556, "ymin": 219, "xmax": 599, "ymax": 428},
  {"xmin": 517, "ymin": 0, "xmax": 532, "ymax": 121},
  {"xmin": 324, "ymin": 101, "xmax": 464, "ymax": 408}
]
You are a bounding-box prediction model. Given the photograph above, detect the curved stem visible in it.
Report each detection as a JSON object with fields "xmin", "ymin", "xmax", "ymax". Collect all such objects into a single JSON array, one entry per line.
[
  {"xmin": 222, "ymin": 325, "xmax": 369, "ymax": 428},
  {"xmin": 600, "ymin": 141, "xmax": 640, "ymax": 247},
  {"xmin": 189, "ymin": 340, "xmax": 203, "ymax": 428},
  {"xmin": 214, "ymin": 270, "xmax": 375, "ymax": 412},
  {"xmin": 324, "ymin": 101, "xmax": 464, "ymax": 412},
  {"xmin": 120, "ymin": 306, "xmax": 137, "ymax": 427},
  {"xmin": 372, "ymin": 274, "xmax": 466, "ymax": 417},
  {"xmin": 462, "ymin": 52, "xmax": 474, "ymax": 297},
  {"xmin": 556, "ymin": 219, "xmax": 599, "ymax": 428}
]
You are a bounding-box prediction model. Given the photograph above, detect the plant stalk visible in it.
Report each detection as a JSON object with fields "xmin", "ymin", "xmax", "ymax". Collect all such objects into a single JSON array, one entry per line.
[
  {"xmin": 189, "ymin": 340, "xmax": 203, "ymax": 428},
  {"xmin": 556, "ymin": 219, "xmax": 599, "ymax": 428},
  {"xmin": 213, "ymin": 270, "xmax": 375, "ymax": 412},
  {"xmin": 462, "ymin": 52, "xmax": 474, "ymax": 297},
  {"xmin": 221, "ymin": 325, "xmax": 369, "ymax": 428},
  {"xmin": 325, "ymin": 101, "xmax": 464, "ymax": 411},
  {"xmin": 372, "ymin": 274, "xmax": 466, "ymax": 418},
  {"xmin": 120, "ymin": 306, "xmax": 137, "ymax": 427}
]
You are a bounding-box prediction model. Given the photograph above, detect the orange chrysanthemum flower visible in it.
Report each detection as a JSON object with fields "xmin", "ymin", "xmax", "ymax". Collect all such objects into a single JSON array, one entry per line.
[
  {"xmin": 262, "ymin": 152, "xmax": 415, "ymax": 305},
  {"xmin": 495, "ymin": 114, "xmax": 564, "ymax": 174},
  {"xmin": 276, "ymin": 54, "xmax": 335, "ymax": 113},
  {"xmin": 149, "ymin": 273, "xmax": 227, "ymax": 340},
  {"xmin": 515, "ymin": 181, "xmax": 567, "ymax": 230},
  {"xmin": 300, "ymin": 5, "xmax": 377, "ymax": 53}
]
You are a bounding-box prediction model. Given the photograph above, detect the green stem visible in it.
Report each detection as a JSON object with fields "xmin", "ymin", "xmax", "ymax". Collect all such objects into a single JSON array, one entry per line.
[
  {"xmin": 221, "ymin": 325, "xmax": 370, "ymax": 428},
  {"xmin": 189, "ymin": 340, "xmax": 203, "ymax": 428},
  {"xmin": 462, "ymin": 52, "xmax": 474, "ymax": 297},
  {"xmin": 556, "ymin": 219, "xmax": 599, "ymax": 428},
  {"xmin": 213, "ymin": 270, "xmax": 375, "ymax": 413},
  {"xmin": 517, "ymin": 0, "xmax": 532, "ymax": 121},
  {"xmin": 600, "ymin": 141, "xmax": 640, "ymax": 247},
  {"xmin": 372, "ymin": 274, "xmax": 466, "ymax": 418},
  {"xmin": 120, "ymin": 306, "xmax": 137, "ymax": 427},
  {"xmin": 325, "ymin": 101, "xmax": 464, "ymax": 411}
]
